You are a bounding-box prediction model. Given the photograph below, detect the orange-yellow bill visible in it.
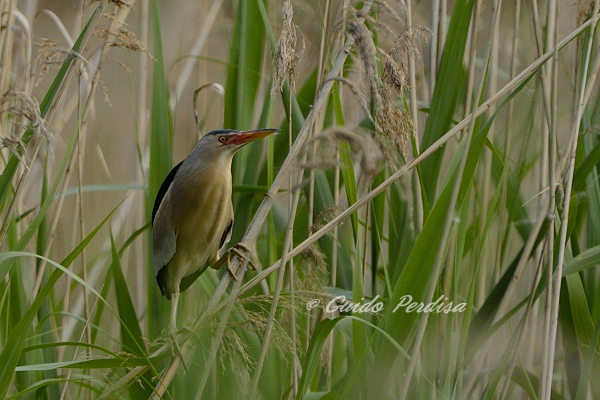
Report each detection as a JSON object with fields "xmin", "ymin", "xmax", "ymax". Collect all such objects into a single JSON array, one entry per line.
[{"xmin": 225, "ymin": 128, "xmax": 279, "ymax": 146}]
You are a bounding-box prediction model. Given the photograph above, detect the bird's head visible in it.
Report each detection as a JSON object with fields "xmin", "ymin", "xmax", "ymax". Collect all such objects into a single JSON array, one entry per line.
[{"xmin": 200, "ymin": 128, "xmax": 279, "ymax": 155}]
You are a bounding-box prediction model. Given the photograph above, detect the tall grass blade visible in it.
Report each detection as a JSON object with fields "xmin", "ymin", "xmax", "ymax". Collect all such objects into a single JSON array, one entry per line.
[
  {"xmin": 147, "ymin": 0, "xmax": 173, "ymax": 341},
  {"xmin": 109, "ymin": 232, "xmax": 153, "ymax": 398},
  {"xmin": 419, "ymin": 0, "xmax": 474, "ymax": 201}
]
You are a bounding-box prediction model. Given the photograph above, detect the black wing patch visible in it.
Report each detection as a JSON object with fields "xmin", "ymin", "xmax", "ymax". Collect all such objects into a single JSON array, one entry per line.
[
  {"xmin": 156, "ymin": 267, "xmax": 169, "ymax": 298},
  {"xmin": 151, "ymin": 160, "xmax": 185, "ymax": 225},
  {"xmin": 219, "ymin": 220, "xmax": 233, "ymax": 249}
]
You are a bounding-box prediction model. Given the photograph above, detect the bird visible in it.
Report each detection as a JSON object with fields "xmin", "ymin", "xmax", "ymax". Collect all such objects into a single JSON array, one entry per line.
[{"xmin": 151, "ymin": 128, "xmax": 278, "ymax": 345}]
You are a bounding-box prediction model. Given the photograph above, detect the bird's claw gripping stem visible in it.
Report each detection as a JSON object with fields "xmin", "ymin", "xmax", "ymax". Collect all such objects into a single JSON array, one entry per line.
[
  {"xmin": 232, "ymin": 243, "xmax": 255, "ymax": 269},
  {"xmin": 221, "ymin": 243, "xmax": 255, "ymax": 281}
]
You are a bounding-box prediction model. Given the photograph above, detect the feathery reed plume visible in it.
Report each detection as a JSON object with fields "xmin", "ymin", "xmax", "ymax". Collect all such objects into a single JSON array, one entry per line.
[{"xmin": 271, "ymin": 0, "xmax": 303, "ymax": 95}]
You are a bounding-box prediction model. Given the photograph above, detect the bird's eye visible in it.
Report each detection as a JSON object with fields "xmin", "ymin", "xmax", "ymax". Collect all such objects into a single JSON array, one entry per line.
[{"xmin": 218, "ymin": 136, "xmax": 227, "ymax": 143}]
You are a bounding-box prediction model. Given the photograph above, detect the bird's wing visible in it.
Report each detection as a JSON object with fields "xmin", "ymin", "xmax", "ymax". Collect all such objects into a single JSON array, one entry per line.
[
  {"xmin": 151, "ymin": 161, "xmax": 184, "ymax": 278},
  {"xmin": 152, "ymin": 160, "xmax": 184, "ymax": 224},
  {"xmin": 152, "ymin": 214, "xmax": 176, "ymax": 278}
]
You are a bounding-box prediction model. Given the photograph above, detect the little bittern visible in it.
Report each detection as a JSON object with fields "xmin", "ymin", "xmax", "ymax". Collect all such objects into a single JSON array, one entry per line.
[{"xmin": 151, "ymin": 128, "xmax": 277, "ymax": 340}]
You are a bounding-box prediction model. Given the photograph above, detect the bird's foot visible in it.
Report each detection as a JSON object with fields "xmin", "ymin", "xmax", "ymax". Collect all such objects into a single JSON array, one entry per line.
[
  {"xmin": 226, "ymin": 243, "xmax": 255, "ymax": 280},
  {"xmin": 212, "ymin": 243, "xmax": 255, "ymax": 280},
  {"xmin": 231, "ymin": 243, "xmax": 255, "ymax": 269}
]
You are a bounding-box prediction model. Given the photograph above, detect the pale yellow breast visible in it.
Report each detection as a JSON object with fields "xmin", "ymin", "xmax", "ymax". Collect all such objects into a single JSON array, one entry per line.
[{"xmin": 169, "ymin": 164, "xmax": 233, "ymax": 281}]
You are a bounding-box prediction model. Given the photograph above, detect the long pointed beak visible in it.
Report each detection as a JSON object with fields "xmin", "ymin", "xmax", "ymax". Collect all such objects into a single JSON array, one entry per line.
[{"xmin": 226, "ymin": 128, "xmax": 279, "ymax": 146}]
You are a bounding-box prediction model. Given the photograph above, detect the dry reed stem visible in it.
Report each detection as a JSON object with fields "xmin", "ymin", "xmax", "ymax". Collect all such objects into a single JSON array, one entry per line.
[
  {"xmin": 529, "ymin": 2, "xmax": 554, "ymax": 397},
  {"xmin": 429, "ymin": 0, "xmax": 440, "ymax": 95},
  {"xmin": 539, "ymin": 0, "xmax": 560, "ymax": 397},
  {"xmin": 542, "ymin": 2, "xmax": 600, "ymax": 399},
  {"xmin": 530, "ymin": 0, "xmax": 553, "ymax": 131},
  {"xmin": 409, "ymin": 0, "xmax": 427, "ymax": 269}
]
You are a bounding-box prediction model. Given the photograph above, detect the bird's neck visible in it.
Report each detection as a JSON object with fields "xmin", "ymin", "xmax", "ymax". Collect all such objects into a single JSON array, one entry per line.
[
  {"xmin": 180, "ymin": 148, "xmax": 234, "ymax": 189},
  {"xmin": 191, "ymin": 146, "xmax": 234, "ymax": 172}
]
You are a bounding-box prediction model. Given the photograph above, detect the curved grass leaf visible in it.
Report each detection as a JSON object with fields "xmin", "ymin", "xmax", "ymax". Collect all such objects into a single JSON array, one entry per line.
[
  {"xmin": 563, "ymin": 244, "xmax": 600, "ymax": 275},
  {"xmin": 14, "ymin": 356, "xmax": 161, "ymax": 372},
  {"xmin": 22, "ymin": 341, "xmax": 120, "ymax": 358},
  {"xmin": 110, "ymin": 232, "xmax": 147, "ymax": 358},
  {"xmin": 6, "ymin": 377, "xmax": 103, "ymax": 400},
  {"xmin": 109, "ymin": 231, "xmax": 153, "ymax": 399}
]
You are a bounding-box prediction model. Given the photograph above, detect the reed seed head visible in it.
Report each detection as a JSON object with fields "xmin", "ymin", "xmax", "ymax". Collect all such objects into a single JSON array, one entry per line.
[{"xmin": 271, "ymin": 0, "xmax": 303, "ymax": 95}]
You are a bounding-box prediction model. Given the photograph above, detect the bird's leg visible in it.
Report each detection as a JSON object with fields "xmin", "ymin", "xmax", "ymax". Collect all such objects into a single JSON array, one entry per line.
[
  {"xmin": 168, "ymin": 291, "xmax": 189, "ymax": 370},
  {"xmin": 169, "ymin": 291, "xmax": 179, "ymax": 335}
]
